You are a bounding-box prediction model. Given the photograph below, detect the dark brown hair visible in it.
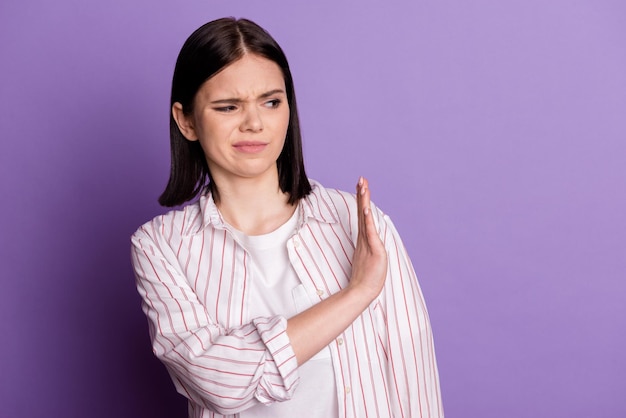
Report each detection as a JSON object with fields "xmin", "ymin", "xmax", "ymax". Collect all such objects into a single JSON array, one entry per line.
[{"xmin": 159, "ymin": 17, "xmax": 311, "ymax": 207}]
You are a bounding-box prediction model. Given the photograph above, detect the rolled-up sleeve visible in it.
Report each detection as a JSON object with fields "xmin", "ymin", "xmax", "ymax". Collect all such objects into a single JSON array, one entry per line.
[{"xmin": 131, "ymin": 228, "xmax": 300, "ymax": 415}]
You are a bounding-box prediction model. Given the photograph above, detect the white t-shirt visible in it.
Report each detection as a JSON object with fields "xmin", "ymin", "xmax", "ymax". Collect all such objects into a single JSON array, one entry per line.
[{"xmin": 229, "ymin": 207, "xmax": 338, "ymax": 418}]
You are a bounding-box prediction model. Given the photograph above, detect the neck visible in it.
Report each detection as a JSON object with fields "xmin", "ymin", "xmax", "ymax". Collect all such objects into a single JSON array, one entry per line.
[{"xmin": 213, "ymin": 173, "xmax": 296, "ymax": 236}]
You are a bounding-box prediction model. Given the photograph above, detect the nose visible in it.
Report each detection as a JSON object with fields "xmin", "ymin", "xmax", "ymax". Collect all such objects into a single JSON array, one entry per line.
[{"xmin": 240, "ymin": 106, "xmax": 263, "ymax": 133}]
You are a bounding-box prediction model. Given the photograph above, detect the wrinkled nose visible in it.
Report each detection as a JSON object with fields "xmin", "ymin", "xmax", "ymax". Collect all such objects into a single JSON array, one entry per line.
[{"xmin": 240, "ymin": 107, "xmax": 263, "ymax": 132}]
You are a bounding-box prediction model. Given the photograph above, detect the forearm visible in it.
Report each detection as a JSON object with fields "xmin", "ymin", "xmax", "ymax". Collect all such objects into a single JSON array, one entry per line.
[
  {"xmin": 286, "ymin": 283, "xmax": 376, "ymax": 365},
  {"xmin": 155, "ymin": 316, "xmax": 298, "ymax": 413}
]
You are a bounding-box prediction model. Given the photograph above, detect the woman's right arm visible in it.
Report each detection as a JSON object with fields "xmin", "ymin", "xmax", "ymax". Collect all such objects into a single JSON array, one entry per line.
[{"xmin": 131, "ymin": 230, "xmax": 300, "ymax": 415}]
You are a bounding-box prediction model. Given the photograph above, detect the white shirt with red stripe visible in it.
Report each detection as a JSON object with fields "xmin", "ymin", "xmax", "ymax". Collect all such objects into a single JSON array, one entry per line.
[
  {"xmin": 227, "ymin": 206, "xmax": 337, "ymax": 417},
  {"xmin": 131, "ymin": 180, "xmax": 443, "ymax": 418}
]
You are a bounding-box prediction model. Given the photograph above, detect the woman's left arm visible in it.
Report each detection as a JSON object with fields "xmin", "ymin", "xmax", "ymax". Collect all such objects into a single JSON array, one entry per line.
[{"xmin": 373, "ymin": 209, "xmax": 445, "ymax": 418}]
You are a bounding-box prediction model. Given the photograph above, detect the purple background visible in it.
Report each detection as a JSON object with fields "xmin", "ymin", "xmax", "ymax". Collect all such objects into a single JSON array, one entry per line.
[{"xmin": 2, "ymin": 1, "xmax": 625, "ymax": 417}]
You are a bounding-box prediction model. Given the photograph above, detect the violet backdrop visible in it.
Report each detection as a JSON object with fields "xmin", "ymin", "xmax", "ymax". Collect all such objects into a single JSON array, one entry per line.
[{"xmin": 1, "ymin": 1, "xmax": 625, "ymax": 417}]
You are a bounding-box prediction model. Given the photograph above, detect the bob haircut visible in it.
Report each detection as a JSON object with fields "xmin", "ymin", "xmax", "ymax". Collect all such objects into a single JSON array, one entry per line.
[{"xmin": 159, "ymin": 17, "xmax": 312, "ymax": 207}]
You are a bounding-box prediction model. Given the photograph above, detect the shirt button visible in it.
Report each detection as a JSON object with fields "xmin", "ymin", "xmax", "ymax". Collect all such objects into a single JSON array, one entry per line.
[
  {"xmin": 293, "ymin": 239, "xmax": 301, "ymax": 248},
  {"xmin": 316, "ymin": 289, "xmax": 325, "ymax": 296},
  {"xmin": 337, "ymin": 338, "xmax": 344, "ymax": 345},
  {"xmin": 345, "ymin": 386, "xmax": 351, "ymax": 394}
]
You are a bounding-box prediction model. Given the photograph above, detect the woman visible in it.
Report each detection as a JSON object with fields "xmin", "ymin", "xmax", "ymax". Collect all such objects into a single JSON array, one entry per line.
[{"xmin": 131, "ymin": 17, "xmax": 443, "ymax": 418}]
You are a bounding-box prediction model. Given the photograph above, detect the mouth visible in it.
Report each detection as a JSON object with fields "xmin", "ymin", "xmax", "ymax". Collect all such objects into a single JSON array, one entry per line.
[{"xmin": 233, "ymin": 141, "xmax": 269, "ymax": 154}]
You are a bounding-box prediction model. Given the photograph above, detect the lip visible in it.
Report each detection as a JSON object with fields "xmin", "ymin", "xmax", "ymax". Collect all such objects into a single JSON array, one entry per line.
[{"xmin": 233, "ymin": 141, "xmax": 269, "ymax": 154}]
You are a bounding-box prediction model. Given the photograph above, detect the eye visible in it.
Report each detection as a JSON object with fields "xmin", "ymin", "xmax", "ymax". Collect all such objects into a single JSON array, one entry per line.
[
  {"xmin": 264, "ymin": 99, "xmax": 282, "ymax": 109},
  {"xmin": 214, "ymin": 105, "xmax": 237, "ymax": 113}
]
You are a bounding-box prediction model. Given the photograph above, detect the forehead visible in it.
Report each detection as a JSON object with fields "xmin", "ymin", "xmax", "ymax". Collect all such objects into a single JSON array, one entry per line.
[{"xmin": 201, "ymin": 54, "xmax": 285, "ymax": 98}]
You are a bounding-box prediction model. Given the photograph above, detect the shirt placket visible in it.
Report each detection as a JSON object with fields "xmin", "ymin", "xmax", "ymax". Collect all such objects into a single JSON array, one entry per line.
[{"xmin": 287, "ymin": 226, "xmax": 354, "ymax": 418}]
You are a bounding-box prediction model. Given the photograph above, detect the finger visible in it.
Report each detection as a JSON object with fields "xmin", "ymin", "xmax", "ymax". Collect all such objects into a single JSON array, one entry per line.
[
  {"xmin": 356, "ymin": 176, "xmax": 366, "ymax": 239},
  {"xmin": 362, "ymin": 180, "xmax": 386, "ymax": 255},
  {"xmin": 361, "ymin": 177, "xmax": 371, "ymax": 218},
  {"xmin": 359, "ymin": 177, "xmax": 374, "ymax": 248},
  {"xmin": 361, "ymin": 180, "xmax": 379, "ymax": 246},
  {"xmin": 363, "ymin": 201, "xmax": 380, "ymax": 248}
]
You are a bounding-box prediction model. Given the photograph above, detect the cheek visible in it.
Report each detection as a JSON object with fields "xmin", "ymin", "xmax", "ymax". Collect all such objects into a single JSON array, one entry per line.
[
  {"xmin": 276, "ymin": 119, "xmax": 289, "ymax": 146},
  {"xmin": 278, "ymin": 107, "xmax": 290, "ymax": 134},
  {"xmin": 198, "ymin": 116, "xmax": 235, "ymax": 142}
]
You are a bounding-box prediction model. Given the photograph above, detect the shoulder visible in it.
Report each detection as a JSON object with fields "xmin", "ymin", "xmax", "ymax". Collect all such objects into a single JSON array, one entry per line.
[
  {"xmin": 131, "ymin": 199, "xmax": 204, "ymax": 244},
  {"xmin": 306, "ymin": 179, "xmax": 388, "ymax": 238},
  {"xmin": 306, "ymin": 179, "xmax": 357, "ymax": 223},
  {"xmin": 315, "ymin": 181, "xmax": 357, "ymax": 213}
]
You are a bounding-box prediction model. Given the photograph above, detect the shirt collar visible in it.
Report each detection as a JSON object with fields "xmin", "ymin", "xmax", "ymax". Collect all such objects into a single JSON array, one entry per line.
[{"xmin": 190, "ymin": 179, "xmax": 339, "ymax": 235}]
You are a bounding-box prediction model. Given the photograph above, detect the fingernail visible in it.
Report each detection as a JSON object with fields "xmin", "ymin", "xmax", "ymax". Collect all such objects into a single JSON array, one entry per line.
[
  {"xmin": 358, "ymin": 176, "xmax": 363, "ymax": 186},
  {"xmin": 364, "ymin": 207, "xmax": 370, "ymax": 215},
  {"xmin": 360, "ymin": 186, "xmax": 366, "ymax": 195}
]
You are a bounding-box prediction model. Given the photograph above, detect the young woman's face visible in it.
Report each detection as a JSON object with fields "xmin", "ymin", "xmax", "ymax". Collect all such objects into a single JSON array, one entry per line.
[{"xmin": 174, "ymin": 54, "xmax": 289, "ymax": 186}]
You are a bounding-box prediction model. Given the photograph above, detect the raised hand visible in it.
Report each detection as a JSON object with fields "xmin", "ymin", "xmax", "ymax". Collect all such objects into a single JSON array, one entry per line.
[{"xmin": 348, "ymin": 177, "xmax": 388, "ymax": 299}]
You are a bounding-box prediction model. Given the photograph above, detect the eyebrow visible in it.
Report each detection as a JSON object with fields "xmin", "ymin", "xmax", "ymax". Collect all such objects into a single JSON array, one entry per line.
[{"xmin": 209, "ymin": 89, "xmax": 286, "ymax": 105}]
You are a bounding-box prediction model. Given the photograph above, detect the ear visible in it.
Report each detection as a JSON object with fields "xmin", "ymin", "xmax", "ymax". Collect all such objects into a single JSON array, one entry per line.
[{"xmin": 172, "ymin": 102, "xmax": 198, "ymax": 141}]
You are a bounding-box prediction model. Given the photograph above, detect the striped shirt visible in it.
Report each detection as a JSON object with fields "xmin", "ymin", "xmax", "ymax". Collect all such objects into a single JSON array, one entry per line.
[{"xmin": 131, "ymin": 180, "xmax": 443, "ymax": 418}]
